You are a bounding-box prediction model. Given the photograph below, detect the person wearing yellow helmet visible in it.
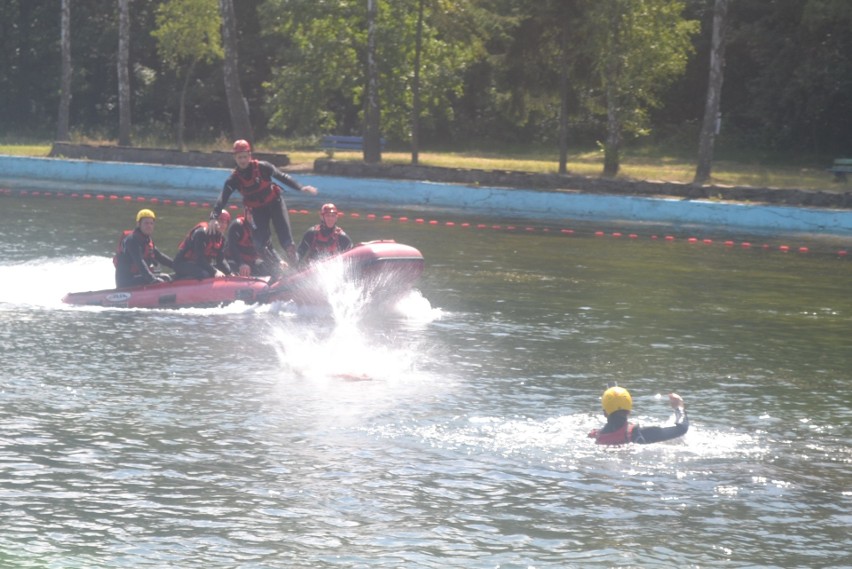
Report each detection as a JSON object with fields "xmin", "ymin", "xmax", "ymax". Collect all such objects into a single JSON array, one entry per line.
[
  {"xmin": 588, "ymin": 385, "xmax": 688, "ymax": 445},
  {"xmin": 113, "ymin": 208, "xmax": 174, "ymax": 288}
]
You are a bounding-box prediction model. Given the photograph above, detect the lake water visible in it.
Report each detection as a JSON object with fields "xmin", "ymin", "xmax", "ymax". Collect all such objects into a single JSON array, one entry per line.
[{"xmin": 1, "ymin": 191, "xmax": 850, "ymax": 568}]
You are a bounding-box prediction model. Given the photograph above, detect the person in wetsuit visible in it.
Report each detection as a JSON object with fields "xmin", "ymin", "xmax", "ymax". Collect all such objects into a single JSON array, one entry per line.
[
  {"xmin": 225, "ymin": 208, "xmax": 286, "ymax": 278},
  {"xmin": 173, "ymin": 210, "xmax": 232, "ymax": 280},
  {"xmin": 211, "ymin": 139, "xmax": 318, "ymax": 266},
  {"xmin": 296, "ymin": 203, "xmax": 353, "ymax": 266},
  {"xmin": 588, "ymin": 386, "xmax": 688, "ymax": 445},
  {"xmin": 114, "ymin": 208, "xmax": 174, "ymax": 288}
]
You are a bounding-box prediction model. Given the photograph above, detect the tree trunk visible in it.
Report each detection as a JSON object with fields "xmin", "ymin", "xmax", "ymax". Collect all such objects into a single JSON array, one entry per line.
[
  {"xmin": 117, "ymin": 0, "xmax": 131, "ymax": 146},
  {"xmin": 558, "ymin": 19, "xmax": 569, "ymax": 175},
  {"xmin": 363, "ymin": 0, "xmax": 382, "ymax": 163},
  {"xmin": 694, "ymin": 0, "xmax": 729, "ymax": 185},
  {"xmin": 56, "ymin": 0, "xmax": 72, "ymax": 142},
  {"xmin": 410, "ymin": 0, "xmax": 424, "ymax": 165},
  {"xmin": 603, "ymin": 64, "xmax": 621, "ymax": 177},
  {"xmin": 218, "ymin": 0, "xmax": 253, "ymax": 142},
  {"xmin": 177, "ymin": 61, "xmax": 196, "ymax": 152}
]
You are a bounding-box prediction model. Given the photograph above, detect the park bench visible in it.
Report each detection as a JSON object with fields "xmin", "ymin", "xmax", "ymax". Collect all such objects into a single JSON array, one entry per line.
[
  {"xmin": 828, "ymin": 158, "xmax": 852, "ymax": 182},
  {"xmin": 320, "ymin": 135, "xmax": 385, "ymax": 157}
]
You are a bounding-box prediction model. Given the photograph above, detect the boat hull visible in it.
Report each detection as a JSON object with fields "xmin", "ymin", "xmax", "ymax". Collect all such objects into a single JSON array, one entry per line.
[{"xmin": 62, "ymin": 240, "xmax": 424, "ymax": 309}]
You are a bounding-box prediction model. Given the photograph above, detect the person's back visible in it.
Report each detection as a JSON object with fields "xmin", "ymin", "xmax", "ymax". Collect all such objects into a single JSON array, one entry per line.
[{"xmin": 588, "ymin": 386, "xmax": 688, "ymax": 445}]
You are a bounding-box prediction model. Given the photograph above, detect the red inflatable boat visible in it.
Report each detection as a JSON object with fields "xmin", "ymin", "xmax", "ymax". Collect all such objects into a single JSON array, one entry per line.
[{"xmin": 62, "ymin": 240, "xmax": 425, "ymax": 309}]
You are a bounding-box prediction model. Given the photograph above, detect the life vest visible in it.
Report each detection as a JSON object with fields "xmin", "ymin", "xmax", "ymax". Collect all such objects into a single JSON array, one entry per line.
[
  {"xmin": 230, "ymin": 160, "xmax": 281, "ymax": 208},
  {"xmin": 588, "ymin": 422, "xmax": 635, "ymax": 445},
  {"xmin": 303, "ymin": 224, "xmax": 344, "ymax": 263},
  {"xmin": 177, "ymin": 222, "xmax": 224, "ymax": 262},
  {"xmin": 113, "ymin": 228, "xmax": 156, "ymax": 274},
  {"xmin": 228, "ymin": 218, "xmax": 258, "ymax": 264}
]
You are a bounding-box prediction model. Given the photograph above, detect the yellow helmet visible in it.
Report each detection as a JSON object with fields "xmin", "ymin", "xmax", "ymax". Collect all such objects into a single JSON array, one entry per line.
[
  {"xmin": 136, "ymin": 208, "xmax": 156, "ymax": 223},
  {"xmin": 602, "ymin": 386, "xmax": 632, "ymax": 415}
]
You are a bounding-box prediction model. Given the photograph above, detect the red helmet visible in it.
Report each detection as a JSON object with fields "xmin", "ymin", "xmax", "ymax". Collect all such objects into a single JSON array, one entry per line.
[
  {"xmin": 232, "ymin": 139, "xmax": 251, "ymax": 153},
  {"xmin": 320, "ymin": 203, "xmax": 338, "ymax": 215},
  {"xmin": 217, "ymin": 209, "xmax": 232, "ymax": 224}
]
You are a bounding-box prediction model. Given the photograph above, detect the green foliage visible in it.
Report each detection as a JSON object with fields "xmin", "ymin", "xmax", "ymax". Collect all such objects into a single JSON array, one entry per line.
[{"xmin": 151, "ymin": 0, "xmax": 224, "ymax": 70}]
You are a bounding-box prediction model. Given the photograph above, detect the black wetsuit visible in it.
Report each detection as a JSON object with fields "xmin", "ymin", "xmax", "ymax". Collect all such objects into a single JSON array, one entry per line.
[
  {"xmin": 226, "ymin": 217, "xmax": 284, "ymax": 277},
  {"xmin": 296, "ymin": 224, "xmax": 353, "ymax": 266},
  {"xmin": 114, "ymin": 228, "xmax": 173, "ymax": 288},
  {"xmin": 592, "ymin": 408, "xmax": 689, "ymax": 445},
  {"xmin": 213, "ymin": 160, "xmax": 305, "ymax": 254},
  {"xmin": 173, "ymin": 224, "xmax": 231, "ymax": 279}
]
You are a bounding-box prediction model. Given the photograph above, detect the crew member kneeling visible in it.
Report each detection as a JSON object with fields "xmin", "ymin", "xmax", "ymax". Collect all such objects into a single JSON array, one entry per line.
[
  {"xmin": 173, "ymin": 210, "xmax": 233, "ymax": 279},
  {"xmin": 588, "ymin": 385, "xmax": 688, "ymax": 445}
]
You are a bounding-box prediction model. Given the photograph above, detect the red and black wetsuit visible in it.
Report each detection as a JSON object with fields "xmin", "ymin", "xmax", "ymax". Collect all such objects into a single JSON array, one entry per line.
[
  {"xmin": 588, "ymin": 409, "xmax": 689, "ymax": 445},
  {"xmin": 212, "ymin": 160, "xmax": 304, "ymax": 254},
  {"xmin": 114, "ymin": 227, "xmax": 174, "ymax": 288},
  {"xmin": 225, "ymin": 216, "xmax": 284, "ymax": 277},
  {"xmin": 173, "ymin": 222, "xmax": 231, "ymax": 279},
  {"xmin": 296, "ymin": 224, "xmax": 353, "ymax": 266}
]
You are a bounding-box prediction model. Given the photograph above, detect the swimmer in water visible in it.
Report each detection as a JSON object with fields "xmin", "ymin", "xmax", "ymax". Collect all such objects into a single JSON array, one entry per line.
[{"xmin": 588, "ymin": 385, "xmax": 688, "ymax": 445}]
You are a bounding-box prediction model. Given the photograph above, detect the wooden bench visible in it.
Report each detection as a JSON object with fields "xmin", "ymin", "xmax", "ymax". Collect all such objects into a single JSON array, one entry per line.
[
  {"xmin": 320, "ymin": 135, "xmax": 385, "ymax": 157},
  {"xmin": 828, "ymin": 158, "xmax": 852, "ymax": 182}
]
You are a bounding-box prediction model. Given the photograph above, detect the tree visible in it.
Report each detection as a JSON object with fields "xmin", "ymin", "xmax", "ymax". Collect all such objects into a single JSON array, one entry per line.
[
  {"xmin": 363, "ymin": 0, "xmax": 382, "ymax": 163},
  {"xmin": 152, "ymin": 0, "xmax": 223, "ymax": 150},
  {"xmin": 218, "ymin": 0, "xmax": 253, "ymax": 142},
  {"xmin": 584, "ymin": 0, "xmax": 698, "ymax": 176},
  {"xmin": 118, "ymin": 0, "xmax": 132, "ymax": 146},
  {"xmin": 694, "ymin": 0, "xmax": 728, "ymax": 184},
  {"xmin": 56, "ymin": 0, "xmax": 72, "ymax": 141}
]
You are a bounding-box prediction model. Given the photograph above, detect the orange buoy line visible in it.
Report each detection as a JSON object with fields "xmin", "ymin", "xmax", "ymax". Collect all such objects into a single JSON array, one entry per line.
[{"xmin": 2, "ymin": 187, "xmax": 849, "ymax": 257}]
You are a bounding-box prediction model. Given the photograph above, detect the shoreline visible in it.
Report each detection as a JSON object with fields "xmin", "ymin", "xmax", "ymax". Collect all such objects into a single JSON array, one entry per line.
[{"xmin": 2, "ymin": 152, "xmax": 852, "ymax": 237}]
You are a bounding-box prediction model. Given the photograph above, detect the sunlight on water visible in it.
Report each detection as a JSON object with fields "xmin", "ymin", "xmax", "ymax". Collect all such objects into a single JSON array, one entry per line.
[{"xmin": 0, "ymin": 255, "xmax": 115, "ymax": 309}]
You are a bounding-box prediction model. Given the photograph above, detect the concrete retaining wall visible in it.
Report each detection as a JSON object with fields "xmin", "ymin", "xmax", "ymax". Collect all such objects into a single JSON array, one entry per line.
[{"xmin": 2, "ymin": 155, "xmax": 851, "ymax": 236}]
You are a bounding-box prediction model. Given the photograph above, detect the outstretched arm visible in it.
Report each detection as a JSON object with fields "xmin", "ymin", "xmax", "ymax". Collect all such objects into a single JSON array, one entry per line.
[{"xmin": 631, "ymin": 393, "xmax": 689, "ymax": 444}]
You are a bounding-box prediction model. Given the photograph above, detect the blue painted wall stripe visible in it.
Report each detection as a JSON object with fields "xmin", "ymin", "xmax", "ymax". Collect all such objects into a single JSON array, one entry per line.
[{"xmin": 1, "ymin": 155, "xmax": 851, "ymax": 236}]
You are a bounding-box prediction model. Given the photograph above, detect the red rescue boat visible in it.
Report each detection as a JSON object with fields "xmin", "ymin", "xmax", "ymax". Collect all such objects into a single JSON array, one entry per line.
[{"xmin": 62, "ymin": 240, "xmax": 424, "ymax": 309}]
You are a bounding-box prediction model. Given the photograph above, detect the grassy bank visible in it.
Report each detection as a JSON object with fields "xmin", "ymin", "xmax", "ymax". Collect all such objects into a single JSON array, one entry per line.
[{"xmin": 1, "ymin": 141, "xmax": 846, "ymax": 192}]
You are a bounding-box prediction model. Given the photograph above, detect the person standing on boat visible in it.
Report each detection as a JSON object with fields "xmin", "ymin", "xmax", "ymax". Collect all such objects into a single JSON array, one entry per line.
[
  {"xmin": 211, "ymin": 139, "xmax": 318, "ymax": 266},
  {"xmin": 114, "ymin": 208, "xmax": 174, "ymax": 288},
  {"xmin": 173, "ymin": 210, "xmax": 233, "ymax": 280},
  {"xmin": 296, "ymin": 203, "xmax": 353, "ymax": 266},
  {"xmin": 588, "ymin": 385, "xmax": 689, "ymax": 445},
  {"xmin": 225, "ymin": 208, "xmax": 286, "ymax": 278}
]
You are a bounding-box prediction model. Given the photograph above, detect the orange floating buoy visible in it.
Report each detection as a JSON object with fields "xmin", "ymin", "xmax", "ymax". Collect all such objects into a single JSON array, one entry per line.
[
  {"xmin": 137, "ymin": 196, "xmax": 146, "ymax": 202},
  {"xmin": 461, "ymin": 222, "xmax": 471, "ymax": 228},
  {"xmin": 350, "ymin": 213, "xmax": 360, "ymax": 218},
  {"xmin": 594, "ymin": 231, "xmax": 605, "ymax": 237},
  {"xmin": 96, "ymin": 195, "xmax": 105, "ymax": 201},
  {"xmin": 629, "ymin": 234, "xmax": 638, "ymax": 239},
  {"xmin": 724, "ymin": 240, "xmax": 734, "ymax": 247},
  {"xmin": 163, "ymin": 199, "xmax": 172, "ymax": 205},
  {"xmin": 367, "ymin": 214, "xmax": 376, "ymax": 220},
  {"xmin": 429, "ymin": 220, "xmax": 438, "ymax": 225},
  {"xmin": 491, "ymin": 225, "xmax": 502, "ymax": 230},
  {"xmin": 703, "ymin": 239, "xmax": 713, "ymax": 244},
  {"xmin": 560, "ymin": 229, "xmax": 574, "ymax": 235},
  {"xmin": 176, "ymin": 200, "xmax": 185, "ymax": 206},
  {"xmin": 416, "ymin": 218, "xmax": 425, "ymax": 224},
  {"xmin": 382, "ymin": 215, "xmax": 392, "ymax": 220},
  {"xmin": 189, "ymin": 201, "xmax": 198, "ymax": 207},
  {"xmin": 110, "ymin": 195, "xmax": 118, "ymax": 200},
  {"xmin": 446, "ymin": 221, "xmax": 456, "ymax": 227},
  {"xmin": 779, "ymin": 245, "xmax": 790, "ymax": 252},
  {"xmin": 741, "ymin": 242, "xmax": 752, "ymax": 248},
  {"xmin": 525, "ymin": 227, "xmax": 535, "ymax": 232},
  {"xmin": 665, "ymin": 235, "xmax": 675, "ymax": 241},
  {"xmin": 477, "ymin": 224, "xmax": 487, "ymax": 229},
  {"xmin": 688, "ymin": 237, "xmax": 698, "ymax": 243},
  {"xmin": 150, "ymin": 198, "xmax": 159, "ymax": 204},
  {"xmin": 838, "ymin": 250, "xmax": 848, "ymax": 256},
  {"xmin": 612, "ymin": 232, "xmax": 622, "ymax": 238},
  {"xmin": 399, "ymin": 216, "xmax": 409, "ymax": 222},
  {"xmin": 798, "ymin": 247, "xmax": 809, "ymax": 253}
]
